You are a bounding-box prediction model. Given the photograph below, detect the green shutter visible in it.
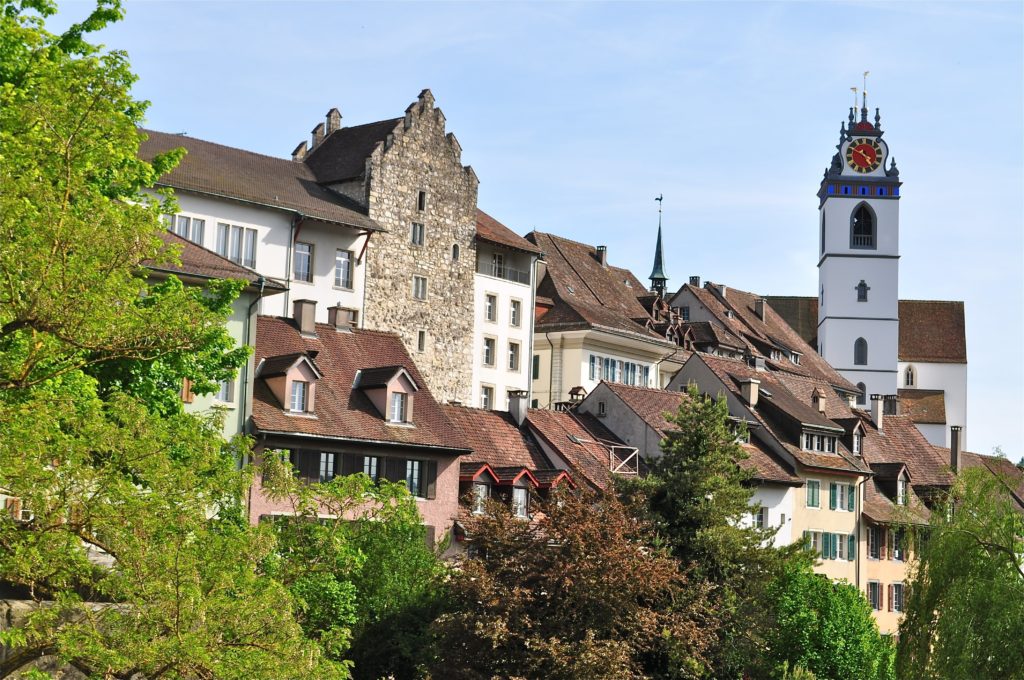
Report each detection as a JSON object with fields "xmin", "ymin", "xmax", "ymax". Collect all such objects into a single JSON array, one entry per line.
[
  {"xmin": 803, "ymin": 530, "xmax": 810, "ymax": 548},
  {"xmin": 822, "ymin": 532, "xmax": 831, "ymax": 559},
  {"xmin": 848, "ymin": 534, "xmax": 856, "ymax": 561},
  {"xmin": 848, "ymin": 484, "xmax": 856, "ymax": 511},
  {"xmin": 832, "ymin": 533, "xmax": 839, "ymax": 560},
  {"xmin": 829, "ymin": 483, "xmax": 837, "ymax": 510}
]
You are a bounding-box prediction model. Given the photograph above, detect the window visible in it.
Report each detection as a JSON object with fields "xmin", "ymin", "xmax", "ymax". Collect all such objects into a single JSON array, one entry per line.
[
  {"xmin": 471, "ymin": 482, "xmax": 489, "ymax": 514},
  {"xmin": 868, "ymin": 525, "xmax": 880, "ymax": 559},
  {"xmin": 508, "ymin": 342, "xmax": 520, "ymax": 371},
  {"xmin": 483, "ymin": 338, "xmax": 496, "ymax": 366},
  {"xmin": 335, "ymin": 249, "xmax": 353, "ymax": 288},
  {"xmin": 290, "ymin": 381, "xmax": 308, "ymax": 413},
  {"xmin": 856, "ymin": 280, "xmax": 870, "ymax": 302},
  {"xmin": 417, "ymin": 190, "xmax": 427, "ymax": 212},
  {"xmin": 856, "ymin": 382, "xmax": 867, "ymax": 406},
  {"xmin": 215, "ymin": 379, "xmax": 234, "ymax": 403},
  {"xmin": 411, "ymin": 222, "xmax": 425, "ymax": 246},
  {"xmin": 820, "ymin": 214, "xmax": 825, "ymax": 254},
  {"xmin": 853, "ymin": 432, "xmax": 862, "ymax": 455},
  {"xmin": 319, "ymin": 452, "xmax": 336, "ymax": 482},
  {"xmin": 512, "ymin": 487, "xmax": 529, "ymax": 518},
  {"xmin": 452, "ymin": 244, "xmax": 460, "ymax": 261},
  {"xmin": 412, "ymin": 275, "xmax": 427, "ymax": 300},
  {"xmin": 753, "ymin": 507, "xmax": 767, "ymax": 529},
  {"xmin": 363, "ymin": 456, "xmax": 379, "ymax": 480},
  {"xmin": 897, "ymin": 477, "xmax": 908, "ymax": 506},
  {"xmin": 854, "ymin": 337, "xmax": 868, "ymax": 365},
  {"xmin": 170, "ymin": 214, "xmax": 205, "ymax": 245},
  {"xmin": 532, "ymin": 354, "xmax": 540, "ymax": 380},
  {"xmin": 851, "ymin": 203, "xmax": 875, "ymax": 248},
  {"xmin": 803, "ymin": 530, "xmax": 822, "ymax": 555},
  {"xmin": 831, "ymin": 483, "xmax": 856, "ymax": 512},
  {"xmin": 598, "ymin": 401, "xmax": 607, "ymax": 417},
  {"xmin": 216, "ymin": 223, "xmax": 257, "ymax": 267},
  {"xmin": 510, "ymin": 299, "xmax": 522, "ymax": 327},
  {"xmin": 904, "ymin": 365, "xmax": 915, "ymax": 387},
  {"xmin": 417, "ymin": 330, "xmax": 426, "ymax": 353},
  {"xmin": 891, "ymin": 583, "xmax": 905, "ymax": 612},
  {"xmin": 480, "ymin": 385, "xmax": 494, "ymax": 410},
  {"xmin": 390, "ymin": 392, "xmax": 408, "ymax": 423},
  {"xmin": 294, "ymin": 242, "xmax": 314, "ymax": 282},
  {"xmin": 836, "ymin": 483, "xmax": 848, "ymax": 511},
  {"xmin": 491, "ymin": 253, "xmax": 505, "ymax": 278},
  {"xmin": 891, "ymin": 529, "xmax": 905, "ymax": 561},
  {"xmin": 868, "ymin": 582, "xmax": 882, "ymax": 610},
  {"xmin": 406, "ymin": 460, "xmax": 422, "ymax": 496},
  {"xmin": 485, "ymin": 294, "xmax": 497, "ymax": 322},
  {"xmin": 806, "ymin": 480, "xmax": 820, "ymax": 508},
  {"xmin": 837, "ymin": 532, "xmax": 847, "ymax": 560},
  {"xmin": 589, "ymin": 355, "xmax": 600, "ymax": 381},
  {"xmin": 681, "ymin": 306, "xmax": 690, "ymax": 321}
]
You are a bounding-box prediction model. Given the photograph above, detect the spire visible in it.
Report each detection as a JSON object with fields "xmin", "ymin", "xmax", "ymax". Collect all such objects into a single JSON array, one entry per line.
[{"xmin": 649, "ymin": 194, "xmax": 669, "ymax": 297}]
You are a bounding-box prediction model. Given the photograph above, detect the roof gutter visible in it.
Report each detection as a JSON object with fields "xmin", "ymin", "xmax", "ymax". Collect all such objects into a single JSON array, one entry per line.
[{"xmin": 254, "ymin": 428, "xmax": 473, "ymax": 456}]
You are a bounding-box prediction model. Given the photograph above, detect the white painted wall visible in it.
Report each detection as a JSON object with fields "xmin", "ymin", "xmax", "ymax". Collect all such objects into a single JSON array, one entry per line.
[
  {"xmin": 899, "ymin": 361, "xmax": 968, "ymax": 448},
  {"xmin": 743, "ymin": 486, "xmax": 797, "ymax": 548}
]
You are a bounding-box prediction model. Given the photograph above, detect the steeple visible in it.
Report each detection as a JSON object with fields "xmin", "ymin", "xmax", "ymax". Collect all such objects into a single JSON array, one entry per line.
[{"xmin": 649, "ymin": 194, "xmax": 669, "ymax": 297}]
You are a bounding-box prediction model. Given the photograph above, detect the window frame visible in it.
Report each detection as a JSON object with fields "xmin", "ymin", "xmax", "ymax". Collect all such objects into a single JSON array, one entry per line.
[
  {"xmin": 215, "ymin": 378, "xmax": 235, "ymax": 404},
  {"xmin": 294, "ymin": 242, "xmax": 314, "ymax": 283},
  {"xmin": 806, "ymin": 479, "xmax": 821, "ymax": 509},
  {"xmin": 510, "ymin": 299, "xmax": 522, "ymax": 327},
  {"xmin": 412, "ymin": 275, "xmax": 427, "ymax": 301},
  {"xmin": 484, "ymin": 293, "xmax": 497, "ymax": 322},
  {"xmin": 508, "ymin": 341, "xmax": 521, "ymax": 372},
  {"xmin": 334, "ymin": 249, "xmax": 354, "ymax": 289},
  {"xmin": 480, "ymin": 385, "xmax": 494, "ymax": 410},
  {"xmin": 290, "ymin": 380, "xmax": 308, "ymax": 413},
  {"xmin": 390, "ymin": 392, "xmax": 408, "ymax": 424},
  {"xmin": 411, "ymin": 222, "xmax": 425, "ymax": 246},
  {"xmin": 482, "ymin": 337, "xmax": 496, "ymax": 367}
]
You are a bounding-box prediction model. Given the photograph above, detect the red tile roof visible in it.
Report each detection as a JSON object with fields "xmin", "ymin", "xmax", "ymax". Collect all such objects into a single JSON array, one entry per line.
[
  {"xmin": 251, "ymin": 317, "xmax": 466, "ymax": 453},
  {"xmin": 441, "ymin": 404, "xmax": 550, "ymax": 470},
  {"xmin": 898, "ymin": 389, "xmax": 947, "ymax": 425},
  {"xmin": 525, "ymin": 408, "xmax": 629, "ymax": 490},
  {"xmin": 860, "ymin": 413, "xmax": 954, "ymax": 488},
  {"xmin": 139, "ymin": 129, "xmax": 380, "ymax": 231},
  {"xmin": 148, "ymin": 231, "xmax": 287, "ymax": 290},
  {"xmin": 475, "ymin": 210, "xmax": 541, "ymax": 254},
  {"xmin": 862, "ymin": 479, "xmax": 930, "ymax": 525},
  {"xmin": 959, "ymin": 451, "xmax": 1024, "ymax": 510}
]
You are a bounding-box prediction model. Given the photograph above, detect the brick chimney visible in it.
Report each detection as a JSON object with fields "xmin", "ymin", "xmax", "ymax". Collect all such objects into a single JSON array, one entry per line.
[
  {"xmin": 689, "ymin": 275, "xmax": 701, "ymax": 287},
  {"xmin": 508, "ymin": 390, "xmax": 529, "ymax": 427},
  {"xmin": 325, "ymin": 107, "xmax": 342, "ymax": 135},
  {"xmin": 595, "ymin": 245, "xmax": 608, "ymax": 267},
  {"xmin": 293, "ymin": 299, "xmax": 317, "ymax": 337},
  {"xmin": 740, "ymin": 378, "xmax": 760, "ymax": 407},
  {"xmin": 291, "ymin": 140, "xmax": 308, "ymax": 162},
  {"xmin": 327, "ymin": 305, "xmax": 355, "ymax": 332},
  {"xmin": 870, "ymin": 394, "xmax": 883, "ymax": 431},
  {"xmin": 311, "ymin": 122, "xmax": 325, "ymax": 149},
  {"xmin": 950, "ymin": 425, "xmax": 962, "ymax": 473}
]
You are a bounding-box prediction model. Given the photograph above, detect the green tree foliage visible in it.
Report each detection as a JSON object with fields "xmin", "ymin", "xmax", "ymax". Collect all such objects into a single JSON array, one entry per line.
[
  {"xmin": 897, "ymin": 467, "xmax": 1024, "ymax": 679},
  {"xmin": 260, "ymin": 455, "xmax": 447, "ymax": 680},
  {"xmin": 432, "ymin": 489, "xmax": 715, "ymax": 680},
  {"xmin": 765, "ymin": 560, "xmax": 895, "ymax": 680},
  {"xmin": 634, "ymin": 386, "xmax": 802, "ymax": 676}
]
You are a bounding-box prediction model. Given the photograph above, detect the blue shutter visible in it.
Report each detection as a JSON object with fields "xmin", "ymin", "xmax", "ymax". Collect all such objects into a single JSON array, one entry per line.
[
  {"xmin": 832, "ymin": 533, "xmax": 839, "ymax": 560},
  {"xmin": 829, "ymin": 483, "xmax": 837, "ymax": 510},
  {"xmin": 848, "ymin": 534, "xmax": 856, "ymax": 561},
  {"xmin": 822, "ymin": 532, "xmax": 831, "ymax": 559},
  {"xmin": 848, "ymin": 484, "xmax": 856, "ymax": 511}
]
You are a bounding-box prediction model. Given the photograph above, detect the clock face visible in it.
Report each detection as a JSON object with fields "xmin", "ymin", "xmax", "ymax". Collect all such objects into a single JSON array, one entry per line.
[{"xmin": 846, "ymin": 138, "xmax": 883, "ymax": 173}]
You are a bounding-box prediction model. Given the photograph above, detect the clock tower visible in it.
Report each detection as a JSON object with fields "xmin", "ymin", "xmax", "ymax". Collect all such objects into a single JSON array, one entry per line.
[{"xmin": 817, "ymin": 96, "xmax": 902, "ymax": 407}]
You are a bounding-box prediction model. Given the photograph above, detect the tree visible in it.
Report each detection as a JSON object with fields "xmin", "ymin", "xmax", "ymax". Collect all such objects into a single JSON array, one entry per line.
[
  {"xmin": 432, "ymin": 489, "xmax": 714, "ymax": 680},
  {"xmin": 897, "ymin": 467, "xmax": 1024, "ymax": 679},
  {"xmin": 633, "ymin": 386, "xmax": 803, "ymax": 676},
  {"xmin": 764, "ymin": 559, "xmax": 895, "ymax": 680}
]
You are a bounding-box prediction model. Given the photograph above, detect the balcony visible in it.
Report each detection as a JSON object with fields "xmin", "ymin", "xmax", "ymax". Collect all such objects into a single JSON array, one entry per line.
[
  {"xmin": 476, "ymin": 260, "xmax": 531, "ymax": 285},
  {"xmin": 852, "ymin": 234, "xmax": 874, "ymax": 248}
]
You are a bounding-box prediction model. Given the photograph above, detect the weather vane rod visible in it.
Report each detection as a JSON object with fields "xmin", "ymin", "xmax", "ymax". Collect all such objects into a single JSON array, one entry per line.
[
  {"xmin": 862, "ymin": 70, "xmax": 870, "ymax": 108},
  {"xmin": 655, "ymin": 194, "xmax": 663, "ymax": 229}
]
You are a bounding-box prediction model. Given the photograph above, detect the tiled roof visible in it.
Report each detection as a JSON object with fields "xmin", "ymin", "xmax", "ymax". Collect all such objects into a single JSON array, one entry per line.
[
  {"xmin": 528, "ymin": 231, "xmax": 672, "ymax": 344},
  {"xmin": 764, "ymin": 296, "xmax": 968, "ymax": 364},
  {"xmin": 959, "ymin": 451, "xmax": 1024, "ymax": 510},
  {"xmin": 356, "ymin": 365, "xmax": 416, "ymax": 390},
  {"xmin": 525, "ymin": 408, "xmax": 628, "ymax": 490},
  {"xmin": 862, "ymin": 480, "xmax": 930, "ymax": 525},
  {"xmin": 860, "ymin": 413, "xmax": 954, "ymax": 488},
  {"xmin": 683, "ymin": 321, "xmax": 747, "ymax": 350},
  {"xmin": 475, "ymin": 209, "xmax": 541, "ymax": 254},
  {"xmin": 139, "ymin": 129, "xmax": 380, "ymax": 231},
  {"xmin": 148, "ymin": 231, "xmax": 287, "ymax": 290},
  {"xmin": 599, "ymin": 382, "xmax": 685, "ymax": 437},
  {"xmin": 441, "ymin": 404, "xmax": 551, "ymax": 471},
  {"xmin": 898, "ymin": 389, "xmax": 947, "ymax": 425},
  {"xmin": 739, "ymin": 438, "xmax": 803, "ymax": 485},
  {"xmin": 259, "ymin": 353, "xmax": 319, "ymax": 379},
  {"xmin": 251, "ymin": 317, "xmax": 466, "ymax": 453},
  {"xmin": 302, "ymin": 118, "xmax": 403, "ymax": 184}
]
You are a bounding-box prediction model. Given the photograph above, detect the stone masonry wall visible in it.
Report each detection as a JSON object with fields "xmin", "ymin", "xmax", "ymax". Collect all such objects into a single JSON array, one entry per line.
[{"xmin": 362, "ymin": 90, "xmax": 479, "ymax": 404}]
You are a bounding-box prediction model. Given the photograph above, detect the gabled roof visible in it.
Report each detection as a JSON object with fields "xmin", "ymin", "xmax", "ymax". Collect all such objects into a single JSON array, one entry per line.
[
  {"xmin": 527, "ymin": 231, "xmax": 673, "ymax": 344},
  {"xmin": 898, "ymin": 389, "xmax": 946, "ymax": 425},
  {"xmin": 147, "ymin": 231, "xmax": 287, "ymax": 291},
  {"xmin": 860, "ymin": 413, "xmax": 954, "ymax": 488},
  {"xmin": 441, "ymin": 404, "xmax": 551, "ymax": 471},
  {"xmin": 459, "ymin": 462, "xmax": 501, "ymax": 483},
  {"xmin": 355, "ymin": 365, "xmax": 419, "ymax": 391},
  {"xmin": 764, "ymin": 296, "xmax": 968, "ymax": 364},
  {"xmin": 251, "ymin": 317, "xmax": 466, "ymax": 453},
  {"xmin": 302, "ymin": 118, "xmax": 403, "ymax": 184},
  {"xmin": 258, "ymin": 352, "xmax": 323, "ymax": 379},
  {"xmin": 683, "ymin": 321, "xmax": 747, "ymax": 350},
  {"xmin": 524, "ymin": 408, "xmax": 629, "ymax": 490},
  {"xmin": 475, "ymin": 209, "xmax": 541, "ymax": 254},
  {"xmin": 138, "ymin": 129, "xmax": 381, "ymax": 231},
  {"xmin": 862, "ymin": 479, "xmax": 930, "ymax": 525}
]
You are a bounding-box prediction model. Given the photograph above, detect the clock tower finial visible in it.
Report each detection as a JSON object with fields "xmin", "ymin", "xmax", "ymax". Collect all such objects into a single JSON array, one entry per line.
[{"xmin": 649, "ymin": 194, "xmax": 669, "ymax": 298}]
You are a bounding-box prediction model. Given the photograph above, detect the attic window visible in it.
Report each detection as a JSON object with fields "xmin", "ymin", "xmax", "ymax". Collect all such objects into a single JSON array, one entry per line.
[
  {"xmin": 598, "ymin": 401, "xmax": 607, "ymax": 417},
  {"xmin": 790, "ymin": 352, "xmax": 802, "ymax": 366},
  {"xmin": 725, "ymin": 310, "xmax": 734, "ymax": 319},
  {"xmin": 567, "ymin": 434, "xmax": 583, "ymax": 445},
  {"xmin": 897, "ymin": 477, "xmax": 908, "ymax": 506},
  {"xmin": 623, "ymin": 279, "xmax": 632, "ymax": 288},
  {"xmin": 290, "ymin": 381, "xmax": 309, "ymax": 413},
  {"xmin": 566, "ymin": 285, "xmax": 576, "ymax": 295},
  {"xmin": 390, "ymin": 392, "xmax": 408, "ymax": 423}
]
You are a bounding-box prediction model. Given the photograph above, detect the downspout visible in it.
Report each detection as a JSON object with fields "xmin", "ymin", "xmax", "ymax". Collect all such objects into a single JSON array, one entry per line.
[
  {"xmin": 527, "ymin": 254, "xmax": 538, "ymax": 405},
  {"xmin": 283, "ymin": 214, "xmax": 302, "ymax": 312},
  {"xmin": 545, "ymin": 331, "xmax": 555, "ymax": 409},
  {"xmin": 855, "ymin": 474, "xmax": 868, "ymax": 592},
  {"xmin": 654, "ymin": 344, "xmax": 685, "ymax": 389},
  {"xmin": 239, "ymin": 275, "xmax": 267, "ymax": 462}
]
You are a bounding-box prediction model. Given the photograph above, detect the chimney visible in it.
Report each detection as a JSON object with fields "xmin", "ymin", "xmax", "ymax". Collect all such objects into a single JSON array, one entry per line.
[
  {"xmin": 293, "ymin": 299, "xmax": 317, "ymax": 337},
  {"xmin": 709, "ymin": 282, "xmax": 727, "ymax": 298},
  {"xmin": 740, "ymin": 378, "xmax": 760, "ymax": 407},
  {"xmin": 291, "ymin": 140, "xmax": 308, "ymax": 162},
  {"xmin": 689, "ymin": 275, "xmax": 701, "ymax": 287},
  {"xmin": 508, "ymin": 390, "xmax": 529, "ymax": 427},
  {"xmin": 311, "ymin": 122, "xmax": 325, "ymax": 149},
  {"xmin": 950, "ymin": 425, "xmax": 962, "ymax": 473},
  {"xmin": 870, "ymin": 394, "xmax": 883, "ymax": 431},
  {"xmin": 327, "ymin": 305, "xmax": 354, "ymax": 332},
  {"xmin": 325, "ymin": 107, "xmax": 342, "ymax": 135},
  {"xmin": 812, "ymin": 387, "xmax": 827, "ymax": 414},
  {"xmin": 755, "ymin": 298, "xmax": 766, "ymax": 322},
  {"xmin": 595, "ymin": 245, "xmax": 608, "ymax": 267}
]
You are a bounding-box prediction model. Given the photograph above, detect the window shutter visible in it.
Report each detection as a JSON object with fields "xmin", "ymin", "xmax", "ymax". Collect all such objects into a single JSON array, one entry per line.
[
  {"xmin": 832, "ymin": 533, "xmax": 839, "ymax": 560},
  {"xmin": 880, "ymin": 528, "xmax": 888, "ymax": 560},
  {"xmin": 425, "ymin": 460, "xmax": 438, "ymax": 499},
  {"xmin": 887, "ymin": 584, "xmax": 893, "ymax": 612},
  {"xmin": 423, "ymin": 524, "xmax": 436, "ymax": 548},
  {"xmin": 823, "ymin": 532, "xmax": 831, "ymax": 559},
  {"xmin": 848, "ymin": 484, "xmax": 856, "ymax": 511},
  {"xmin": 181, "ymin": 377, "xmax": 195, "ymax": 404},
  {"xmin": 829, "ymin": 483, "xmax": 837, "ymax": 510},
  {"xmin": 341, "ymin": 454, "xmax": 357, "ymax": 477},
  {"xmin": 848, "ymin": 534, "xmax": 856, "ymax": 561},
  {"xmin": 803, "ymin": 530, "xmax": 810, "ymax": 547},
  {"xmin": 385, "ymin": 457, "xmax": 405, "ymax": 483}
]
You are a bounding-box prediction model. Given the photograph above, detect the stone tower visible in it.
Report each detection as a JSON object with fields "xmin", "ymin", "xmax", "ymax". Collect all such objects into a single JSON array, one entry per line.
[{"xmin": 817, "ymin": 96, "xmax": 902, "ymax": 406}]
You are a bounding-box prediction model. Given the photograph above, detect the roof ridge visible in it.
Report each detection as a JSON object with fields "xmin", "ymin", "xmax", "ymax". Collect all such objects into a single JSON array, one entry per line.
[
  {"xmin": 529, "ymin": 230, "xmax": 599, "ymax": 251},
  {"xmin": 141, "ymin": 128, "xmax": 301, "ymax": 166},
  {"xmin": 304, "ymin": 117, "xmax": 403, "ymax": 163}
]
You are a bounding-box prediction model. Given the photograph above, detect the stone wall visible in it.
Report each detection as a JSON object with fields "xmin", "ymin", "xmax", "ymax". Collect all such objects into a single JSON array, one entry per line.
[{"xmin": 362, "ymin": 90, "xmax": 479, "ymax": 404}]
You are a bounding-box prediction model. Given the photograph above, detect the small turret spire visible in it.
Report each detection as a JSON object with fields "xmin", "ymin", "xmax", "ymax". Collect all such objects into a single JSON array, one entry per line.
[
  {"xmin": 649, "ymin": 194, "xmax": 669, "ymax": 297},
  {"xmin": 860, "ymin": 71, "xmax": 870, "ymax": 121}
]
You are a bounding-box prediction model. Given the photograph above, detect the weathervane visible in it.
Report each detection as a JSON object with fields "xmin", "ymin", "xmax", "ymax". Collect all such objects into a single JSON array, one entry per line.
[
  {"xmin": 862, "ymin": 70, "xmax": 870, "ymax": 109},
  {"xmin": 655, "ymin": 194, "xmax": 663, "ymax": 229}
]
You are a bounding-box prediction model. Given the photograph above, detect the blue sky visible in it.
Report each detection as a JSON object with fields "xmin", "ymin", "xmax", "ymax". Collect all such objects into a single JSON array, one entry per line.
[{"xmin": 57, "ymin": 1, "xmax": 1023, "ymax": 456}]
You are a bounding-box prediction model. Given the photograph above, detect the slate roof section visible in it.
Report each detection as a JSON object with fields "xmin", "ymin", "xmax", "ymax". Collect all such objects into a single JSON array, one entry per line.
[
  {"xmin": 475, "ymin": 210, "xmax": 541, "ymax": 254},
  {"xmin": 528, "ymin": 231, "xmax": 673, "ymax": 344},
  {"xmin": 764, "ymin": 296, "xmax": 968, "ymax": 364},
  {"xmin": 441, "ymin": 404, "xmax": 551, "ymax": 471},
  {"xmin": 148, "ymin": 231, "xmax": 287, "ymax": 290},
  {"xmin": 139, "ymin": 129, "xmax": 381, "ymax": 231},
  {"xmin": 898, "ymin": 389, "xmax": 947, "ymax": 425},
  {"xmin": 525, "ymin": 408, "xmax": 629, "ymax": 490},
  {"xmin": 302, "ymin": 118, "xmax": 403, "ymax": 184},
  {"xmin": 251, "ymin": 316, "xmax": 467, "ymax": 453}
]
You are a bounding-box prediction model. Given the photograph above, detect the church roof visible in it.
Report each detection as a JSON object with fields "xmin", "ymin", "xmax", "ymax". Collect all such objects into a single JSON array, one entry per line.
[
  {"xmin": 764, "ymin": 297, "xmax": 967, "ymax": 364},
  {"xmin": 898, "ymin": 389, "xmax": 947, "ymax": 425},
  {"xmin": 649, "ymin": 224, "xmax": 668, "ymax": 282}
]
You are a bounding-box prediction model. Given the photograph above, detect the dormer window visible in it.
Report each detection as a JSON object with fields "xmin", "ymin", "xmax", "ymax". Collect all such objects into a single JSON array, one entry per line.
[
  {"xmin": 390, "ymin": 392, "xmax": 408, "ymax": 423},
  {"xmin": 512, "ymin": 487, "xmax": 529, "ymax": 518},
  {"xmin": 897, "ymin": 476, "xmax": 908, "ymax": 506},
  {"xmin": 853, "ymin": 432, "xmax": 862, "ymax": 456},
  {"xmin": 355, "ymin": 365, "xmax": 419, "ymax": 425},
  {"xmin": 290, "ymin": 381, "xmax": 309, "ymax": 413},
  {"xmin": 472, "ymin": 482, "xmax": 489, "ymax": 514},
  {"xmin": 259, "ymin": 352, "xmax": 322, "ymax": 416}
]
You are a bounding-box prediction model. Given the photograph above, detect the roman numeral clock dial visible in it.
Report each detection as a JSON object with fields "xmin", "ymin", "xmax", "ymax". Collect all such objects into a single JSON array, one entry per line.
[{"xmin": 846, "ymin": 137, "xmax": 883, "ymax": 173}]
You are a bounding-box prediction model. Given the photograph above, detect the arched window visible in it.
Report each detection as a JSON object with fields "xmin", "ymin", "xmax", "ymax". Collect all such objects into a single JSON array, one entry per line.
[
  {"xmin": 851, "ymin": 204, "xmax": 875, "ymax": 248},
  {"xmin": 451, "ymin": 244, "xmax": 460, "ymax": 262},
  {"xmin": 854, "ymin": 337, "xmax": 868, "ymax": 365},
  {"xmin": 856, "ymin": 382, "xmax": 867, "ymax": 406},
  {"xmin": 856, "ymin": 280, "xmax": 870, "ymax": 302},
  {"xmin": 905, "ymin": 365, "xmax": 915, "ymax": 387}
]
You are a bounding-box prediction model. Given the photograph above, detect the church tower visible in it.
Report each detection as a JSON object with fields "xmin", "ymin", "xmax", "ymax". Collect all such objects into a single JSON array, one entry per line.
[
  {"xmin": 649, "ymin": 195, "xmax": 669, "ymax": 297},
  {"xmin": 817, "ymin": 94, "xmax": 902, "ymax": 407}
]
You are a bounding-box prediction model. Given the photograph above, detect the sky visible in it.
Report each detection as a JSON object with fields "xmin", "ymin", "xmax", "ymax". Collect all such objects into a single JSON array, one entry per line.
[{"xmin": 54, "ymin": 1, "xmax": 1024, "ymax": 456}]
